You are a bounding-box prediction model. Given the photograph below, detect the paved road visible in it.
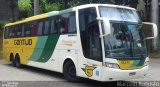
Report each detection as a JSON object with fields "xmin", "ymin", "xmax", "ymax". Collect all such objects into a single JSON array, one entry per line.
[
  {"xmin": 0, "ymin": 58, "xmax": 160, "ymax": 87},
  {"xmin": 0, "ymin": 59, "xmax": 65, "ymax": 81},
  {"xmin": 133, "ymin": 58, "xmax": 160, "ymax": 81}
]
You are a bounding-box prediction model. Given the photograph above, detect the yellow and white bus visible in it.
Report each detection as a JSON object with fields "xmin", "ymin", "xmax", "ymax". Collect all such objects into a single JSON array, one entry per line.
[{"xmin": 3, "ymin": 4, "xmax": 157, "ymax": 81}]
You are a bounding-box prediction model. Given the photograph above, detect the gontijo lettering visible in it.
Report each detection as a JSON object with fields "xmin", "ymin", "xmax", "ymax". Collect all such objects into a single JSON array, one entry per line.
[{"xmin": 14, "ymin": 39, "xmax": 32, "ymax": 45}]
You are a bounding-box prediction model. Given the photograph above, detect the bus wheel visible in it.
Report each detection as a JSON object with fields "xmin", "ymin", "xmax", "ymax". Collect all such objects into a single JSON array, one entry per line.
[
  {"xmin": 63, "ymin": 61, "xmax": 79, "ymax": 82},
  {"xmin": 10, "ymin": 54, "xmax": 15, "ymax": 67},
  {"xmin": 15, "ymin": 55, "xmax": 21, "ymax": 68}
]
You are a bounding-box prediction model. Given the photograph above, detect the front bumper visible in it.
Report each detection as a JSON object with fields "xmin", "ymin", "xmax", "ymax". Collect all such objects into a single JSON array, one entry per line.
[{"xmin": 100, "ymin": 66, "xmax": 148, "ymax": 81}]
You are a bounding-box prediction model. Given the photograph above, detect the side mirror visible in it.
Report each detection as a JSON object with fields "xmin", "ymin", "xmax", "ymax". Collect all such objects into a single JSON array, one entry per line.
[
  {"xmin": 143, "ymin": 22, "xmax": 158, "ymax": 40},
  {"xmin": 97, "ymin": 17, "xmax": 111, "ymax": 36}
]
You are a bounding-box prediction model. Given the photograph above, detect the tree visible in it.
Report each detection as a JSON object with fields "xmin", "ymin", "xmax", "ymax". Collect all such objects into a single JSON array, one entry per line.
[
  {"xmin": 18, "ymin": 0, "xmax": 33, "ymax": 18},
  {"xmin": 110, "ymin": 0, "xmax": 139, "ymax": 8},
  {"xmin": 144, "ymin": 0, "xmax": 151, "ymax": 21},
  {"xmin": 143, "ymin": 0, "xmax": 160, "ymax": 52},
  {"xmin": 39, "ymin": 0, "xmax": 62, "ymax": 13},
  {"xmin": 65, "ymin": 0, "xmax": 139, "ymax": 9},
  {"xmin": 17, "ymin": 0, "xmax": 140, "ymax": 18},
  {"xmin": 151, "ymin": 0, "xmax": 159, "ymax": 52},
  {"xmin": 6, "ymin": 0, "xmax": 17, "ymax": 22},
  {"xmin": 34, "ymin": 0, "xmax": 40, "ymax": 15}
]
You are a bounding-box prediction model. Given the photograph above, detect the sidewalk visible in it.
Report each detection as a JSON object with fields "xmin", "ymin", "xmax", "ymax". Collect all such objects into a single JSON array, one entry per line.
[{"xmin": 0, "ymin": 58, "xmax": 8, "ymax": 64}]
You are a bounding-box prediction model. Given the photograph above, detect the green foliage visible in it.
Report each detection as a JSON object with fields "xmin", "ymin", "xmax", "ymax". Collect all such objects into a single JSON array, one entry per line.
[
  {"xmin": 68, "ymin": 0, "xmax": 79, "ymax": 8},
  {"xmin": 18, "ymin": 0, "xmax": 33, "ymax": 17},
  {"xmin": 77, "ymin": 0, "xmax": 112, "ymax": 4},
  {"xmin": 61, "ymin": 0, "xmax": 139, "ymax": 9},
  {"xmin": 0, "ymin": 22, "xmax": 5, "ymax": 30},
  {"xmin": 114, "ymin": 0, "xmax": 139, "ymax": 8},
  {"xmin": 18, "ymin": 0, "xmax": 32, "ymax": 12},
  {"xmin": 0, "ymin": 21, "xmax": 12, "ymax": 30},
  {"xmin": 16, "ymin": 0, "xmax": 139, "ymax": 18},
  {"xmin": 40, "ymin": 0, "xmax": 62, "ymax": 13},
  {"xmin": 0, "ymin": 21, "xmax": 5, "ymax": 43}
]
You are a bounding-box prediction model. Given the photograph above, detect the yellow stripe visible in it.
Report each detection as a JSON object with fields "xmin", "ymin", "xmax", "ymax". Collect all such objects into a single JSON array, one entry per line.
[
  {"xmin": 5, "ymin": 14, "xmax": 48, "ymax": 27},
  {"xmin": 61, "ymin": 44, "xmax": 73, "ymax": 46},
  {"xmin": 3, "ymin": 37, "xmax": 38, "ymax": 64},
  {"xmin": 4, "ymin": 11, "xmax": 59, "ymax": 27}
]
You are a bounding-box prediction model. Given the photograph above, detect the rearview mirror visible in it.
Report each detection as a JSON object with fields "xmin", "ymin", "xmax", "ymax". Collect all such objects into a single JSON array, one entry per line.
[
  {"xmin": 142, "ymin": 22, "xmax": 158, "ymax": 40},
  {"xmin": 97, "ymin": 17, "xmax": 111, "ymax": 36}
]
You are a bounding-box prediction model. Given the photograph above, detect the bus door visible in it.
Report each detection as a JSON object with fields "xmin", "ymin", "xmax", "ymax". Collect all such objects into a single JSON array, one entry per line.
[{"xmin": 85, "ymin": 22, "xmax": 103, "ymax": 80}]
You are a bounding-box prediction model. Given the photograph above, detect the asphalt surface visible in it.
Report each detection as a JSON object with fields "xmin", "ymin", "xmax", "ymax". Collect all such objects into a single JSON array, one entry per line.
[{"xmin": 0, "ymin": 58, "xmax": 160, "ymax": 87}]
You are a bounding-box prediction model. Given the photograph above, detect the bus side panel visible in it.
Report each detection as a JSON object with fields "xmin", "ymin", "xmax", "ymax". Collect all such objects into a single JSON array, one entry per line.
[
  {"xmin": 3, "ymin": 39, "xmax": 10, "ymax": 61},
  {"xmin": 27, "ymin": 35, "xmax": 79, "ymax": 73},
  {"xmin": 57, "ymin": 35, "xmax": 79, "ymax": 73},
  {"xmin": 3, "ymin": 37, "xmax": 38, "ymax": 65},
  {"xmin": 27, "ymin": 35, "xmax": 61, "ymax": 72},
  {"xmin": 27, "ymin": 50, "xmax": 60, "ymax": 72}
]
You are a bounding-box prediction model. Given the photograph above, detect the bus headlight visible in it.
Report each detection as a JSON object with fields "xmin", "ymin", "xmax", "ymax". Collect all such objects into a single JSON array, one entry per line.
[
  {"xmin": 104, "ymin": 62, "xmax": 119, "ymax": 69},
  {"xmin": 144, "ymin": 61, "xmax": 149, "ymax": 66}
]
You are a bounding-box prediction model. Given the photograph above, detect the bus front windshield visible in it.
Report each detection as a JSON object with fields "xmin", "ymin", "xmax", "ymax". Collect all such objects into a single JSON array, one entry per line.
[{"xmin": 99, "ymin": 7, "xmax": 147, "ymax": 59}]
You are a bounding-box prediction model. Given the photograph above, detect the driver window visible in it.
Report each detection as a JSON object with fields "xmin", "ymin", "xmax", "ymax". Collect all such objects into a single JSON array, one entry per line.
[{"xmin": 87, "ymin": 22, "xmax": 102, "ymax": 61}]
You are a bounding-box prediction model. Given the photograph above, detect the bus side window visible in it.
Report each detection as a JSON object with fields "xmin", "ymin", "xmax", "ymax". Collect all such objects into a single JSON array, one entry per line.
[
  {"xmin": 24, "ymin": 23, "xmax": 32, "ymax": 36},
  {"xmin": 68, "ymin": 12, "xmax": 76, "ymax": 33},
  {"xmin": 4, "ymin": 27, "xmax": 9, "ymax": 38},
  {"xmin": 59, "ymin": 16, "xmax": 66, "ymax": 34},
  {"xmin": 33, "ymin": 21, "xmax": 38, "ymax": 36},
  {"xmin": 21, "ymin": 24, "xmax": 25, "ymax": 37},
  {"xmin": 50, "ymin": 17, "xmax": 58, "ymax": 34},
  {"xmin": 59, "ymin": 12, "xmax": 77, "ymax": 34},
  {"xmin": 38, "ymin": 21, "xmax": 43, "ymax": 35},
  {"xmin": 9, "ymin": 27, "xmax": 15, "ymax": 38},
  {"xmin": 44, "ymin": 19, "xmax": 50, "ymax": 35},
  {"xmin": 16, "ymin": 25, "xmax": 22, "ymax": 37}
]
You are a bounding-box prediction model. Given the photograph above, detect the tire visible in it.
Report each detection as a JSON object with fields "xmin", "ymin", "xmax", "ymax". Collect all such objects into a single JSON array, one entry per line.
[
  {"xmin": 10, "ymin": 55, "xmax": 15, "ymax": 67},
  {"xmin": 63, "ymin": 61, "xmax": 79, "ymax": 82},
  {"xmin": 15, "ymin": 56, "xmax": 22, "ymax": 68}
]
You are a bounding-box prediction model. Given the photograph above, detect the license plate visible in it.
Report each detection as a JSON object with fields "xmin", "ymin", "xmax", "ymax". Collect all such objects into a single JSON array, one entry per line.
[
  {"xmin": 129, "ymin": 72, "xmax": 136, "ymax": 76},
  {"xmin": 120, "ymin": 60, "xmax": 132, "ymax": 65},
  {"xmin": 118, "ymin": 60, "xmax": 134, "ymax": 70}
]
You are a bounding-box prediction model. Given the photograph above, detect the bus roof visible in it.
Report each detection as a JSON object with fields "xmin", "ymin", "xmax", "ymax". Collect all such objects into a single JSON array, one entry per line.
[
  {"xmin": 74, "ymin": 4, "xmax": 136, "ymax": 10},
  {"xmin": 5, "ymin": 4, "xmax": 136, "ymax": 27}
]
